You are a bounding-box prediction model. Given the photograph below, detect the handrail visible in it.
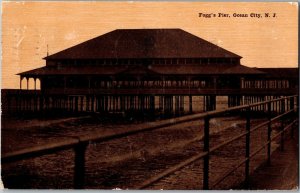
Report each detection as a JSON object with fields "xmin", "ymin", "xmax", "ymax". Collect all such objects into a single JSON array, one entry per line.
[
  {"xmin": 2, "ymin": 95, "xmax": 298, "ymax": 189},
  {"xmin": 138, "ymin": 106, "xmax": 297, "ymax": 190},
  {"xmin": 3, "ymin": 95, "xmax": 297, "ymax": 162},
  {"xmin": 210, "ymin": 118, "xmax": 298, "ymax": 189},
  {"xmin": 2, "ymin": 138, "xmax": 80, "ymax": 163}
]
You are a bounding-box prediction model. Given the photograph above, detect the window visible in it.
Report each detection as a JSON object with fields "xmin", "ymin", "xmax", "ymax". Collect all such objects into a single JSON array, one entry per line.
[
  {"xmin": 178, "ymin": 59, "xmax": 185, "ymax": 64},
  {"xmin": 195, "ymin": 58, "xmax": 201, "ymax": 64},
  {"xmin": 112, "ymin": 59, "xmax": 118, "ymax": 65},
  {"xmin": 172, "ymin": 59, "xmax": 178, "ymax": 64},
  {"xmin": 186, "ymin": 59, "xmax": 192, "ymax": 64},
  {"xmin": 217, "ymin": 58, "xmax": 223, "ymax": 64},
  {"xmin": 210, "ymin": 58, "xmax": 217, "ymax": 64},
  {"xmin": 202, "ymin": 58, "xmax": 208, "ymax": 64},
  {"xmin": 224, "ymin": 58, "xmax": 231, "ymax": 64},
  {"xmin": 159, "ymin": 59, "xmax": 164, "ymax": 64}
]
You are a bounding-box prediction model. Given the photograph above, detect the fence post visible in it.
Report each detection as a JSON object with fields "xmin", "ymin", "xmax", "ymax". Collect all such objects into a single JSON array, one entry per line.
[
  {"xmin": 245, "ymin": 107, "xmax": 251, "ymax": 189},
  {"xmin": 203, "ymin": 116, "xmax": 210, "ymax": 190},
  {"xmin": 280, "ymin": 99, "xmax": 285, "ymax": 151},
  {"xmin": 267, "ymin": 102, "xmax": 272, "ymax": 165},
  {"xmin": 74, "ymin": 143, "xmax": 88, "ymax": 189}
]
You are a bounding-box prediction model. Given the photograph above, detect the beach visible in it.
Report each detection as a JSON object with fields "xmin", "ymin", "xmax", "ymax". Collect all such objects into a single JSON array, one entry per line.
[{"xmin": 1, "ymin": 110, "xmax": 283, "ymax": 189}]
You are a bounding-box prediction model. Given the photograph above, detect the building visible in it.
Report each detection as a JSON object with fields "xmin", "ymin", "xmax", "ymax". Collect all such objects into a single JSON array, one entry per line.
[{"xmin": 5, "ymin": 29, "xmax": 298, "ymax": 115}]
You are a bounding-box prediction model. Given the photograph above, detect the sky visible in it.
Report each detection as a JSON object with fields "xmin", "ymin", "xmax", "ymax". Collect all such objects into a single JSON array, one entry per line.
[{"xmin": 2, "ymin": 1, "xmax": 298, "ymax": 89}]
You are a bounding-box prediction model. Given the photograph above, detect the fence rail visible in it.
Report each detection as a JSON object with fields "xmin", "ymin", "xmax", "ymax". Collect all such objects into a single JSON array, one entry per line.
[{"xmin": 2, "ymin": 95, "xmax": 299, "ymax": 189}]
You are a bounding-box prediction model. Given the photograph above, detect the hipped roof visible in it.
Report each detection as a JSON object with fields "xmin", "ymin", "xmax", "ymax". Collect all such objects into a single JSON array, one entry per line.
[{"xmin": 45, "ymin": 29, "xmax": 241, "ymax": 60}]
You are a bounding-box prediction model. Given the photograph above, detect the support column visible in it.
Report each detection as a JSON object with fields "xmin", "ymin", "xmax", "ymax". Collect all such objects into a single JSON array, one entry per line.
[
  {"xmin": 109, "ymin": 96, "xmax": 112, "ymax": 112},
  {"xmin": 150, "ymin": 95, "xmax": 155, "ymax": 112},
  {"xmin": 211, "ymin": 95, "xmax": 216, "ymax": 111},
  {"xmin": 101, "ymin": 96, "xmax": 105, "ymax": 112},
  {"xmin": 26, "ymin": 77, "xmax": 29, "ymax": 90},
  {"xmin": 240, "ymin": 77, "xmax": 245, "ymax": 89},
  {"xmin": 126, "ymin": 96, "xmax": 129, "ymax": 111},
  {"xmin": 159, "ymin": 96, "xmax": 163, "ymax": 110},
  {"xmin": 133, "ymin": 96, "xmax": 137, "ymax": 110},
  {"xmin": 112, "ymin": 96, "xmax": 115, "ymax": 112},
  {"xmin": 130, "ymin": 96, "xmax": 134, "ymax": 110},
  {"xmin": 20, "ymin": 77, "xmax": 23, "ymax": 90},
  {"xmin": 102, "ymin": 96, "xmax": 105, "ymax": 112},
  {"xmin": 80, "ymin": 96, "xmax": 84, "ymax": 112},
  {"xmin": 128, "ymin": 96, "xmax": 131, "ymax": 111},
  {"xmin": 86, "ymin": 96, "xmax": 90, "ymax": 111},
  {"xmin": 144, "ymin": 96, "xmax": 147, "ymax": 110},
  {"xmin": 34, "ymin": 78, "xmax": 37, "ymax": 90},
  {"xmin": 179, "ymin": 96, "xmax": 184, "ymax": 112},
  {"xmin": 228, "ymin": 95, "xmax": 232, "ymax": 108},
  {"xmin": 55, "ymin": 97, "xmax": 58, "ymax": 110},
  {"xmin": 91, "ymin": 96, "xmax": 95, "ymax": 112},
  {"xmin": 75, "ymin": 96, "xmax": 78, "ymax": 112},
  {"xmin": 116, "ymin": 96, "xmax": 120, "ymax": 111},
  {"xmin": 289, "ymin": 96, "xmax": 294, "ymax": 110},
  {"xmin": 164, "ymin": 96, "xmax": 168, "ymax": 113},
  {"xmin": 95, "ymin": 96, "xmax": 99, "ymax": 112},
  {"xmin": 189, "ymin": 95, "xmax": 193, "ymax": 113},
  {"xmin": 205, "ymin": 95, "xmax": 216, "ymax": 111},
  {"xmin": 237, "ymin": 95, "xmax": 241, "ymax": 106},
  {"xmin": 70, "ymin": 96, "xmax": 73, "ymax": 111},
  {"xmin": 228, "ymin": 95, "xmax": 241, "ymax": 108},
  {"xmin": 33, "ymin": 95, "xmax": 37, "ymax": 112},
  {"xmin": 65, "ymin": 96, "xmax": 69, "ymax": 111},
  {"xmin": 103, "ymin": 96, "xmax": 107, "ymax": 111},
  {"xmin": 175, "ymin": 96, "xmax": 179, "ymax": 115},
  {"xmin": 113, "ymin": 96, "xmax": 116, "ymax": 112},
  {"xmin": 213, "ymin": 76, "xmax": 217, "ymax": 89},
  {"xmin": 141, "ymin": 95, "xmax": 145, "ymax": 111},
  {"xmin": 170, "ymin": 95, "xmax": 174, "ymax": 114},
  {"xmin": 120, "ymin": 96, "xmax": 125, "ymax": 111}
]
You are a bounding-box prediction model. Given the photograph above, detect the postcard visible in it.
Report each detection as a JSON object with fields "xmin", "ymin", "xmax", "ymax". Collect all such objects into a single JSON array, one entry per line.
[{"xmin": 1, "ymin": 1, "xmax": 298, "ymax": 190}]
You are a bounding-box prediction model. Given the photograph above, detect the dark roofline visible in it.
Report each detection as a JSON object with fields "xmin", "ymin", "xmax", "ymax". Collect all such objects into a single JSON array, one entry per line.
[
  {"xmin": 43, "ymin": 29, "xmax": 117, "ymax": 60},
  {"xmin": 44, "ymin": 28, "xmax": 242, "ymax": 60},
  {"xmin": 177, "ymin": 29, "xmax": 242, "ymax": 59}
]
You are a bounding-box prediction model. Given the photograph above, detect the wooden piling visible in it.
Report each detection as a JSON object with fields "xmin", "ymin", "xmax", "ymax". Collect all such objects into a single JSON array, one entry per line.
[{"xmin": 189, "ymin": 95, "xmax": 193, "ymax": 113}]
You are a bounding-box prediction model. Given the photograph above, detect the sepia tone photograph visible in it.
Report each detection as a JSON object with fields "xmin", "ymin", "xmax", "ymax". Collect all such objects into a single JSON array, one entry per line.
[{"xmin": 1, "ymin": 1, "xmax": 299, "ymax": 190}]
